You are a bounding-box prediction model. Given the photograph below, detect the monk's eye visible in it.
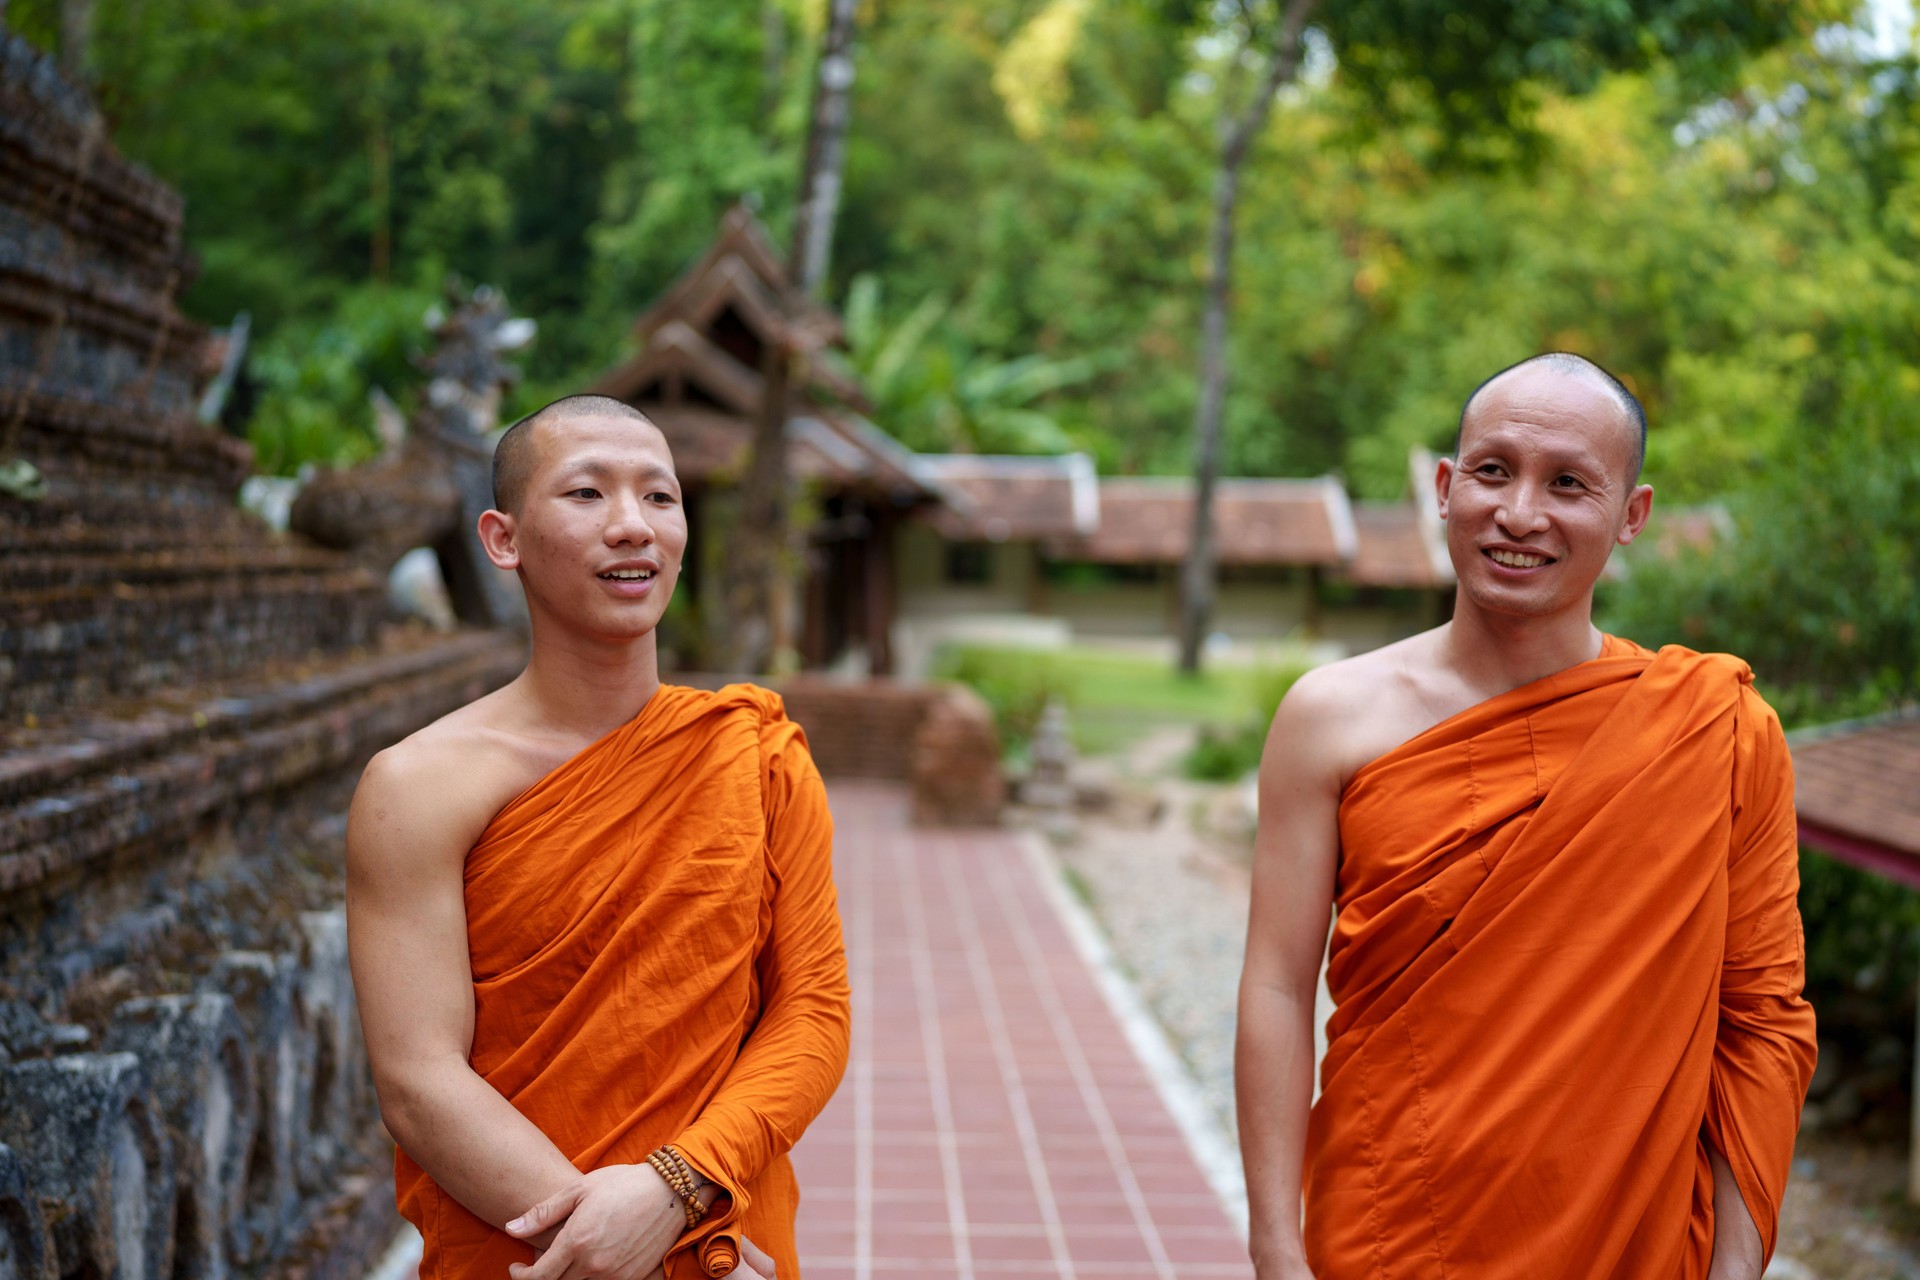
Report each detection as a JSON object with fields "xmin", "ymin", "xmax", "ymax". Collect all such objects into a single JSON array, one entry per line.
[
  {"xmin": 569, "ymin": 488, "xmax": 601, "ymax": 500},
  {"xmin": 1475, "ymin": 463, "xmax": 1504, "ymax": 477},
  {"xmin": 648, "ymin": 491, "xmax": 677, "ymax": 505},
  {"xmin": 1552, "ymin": 474, "xmax": 1585, "ymax": 490}
]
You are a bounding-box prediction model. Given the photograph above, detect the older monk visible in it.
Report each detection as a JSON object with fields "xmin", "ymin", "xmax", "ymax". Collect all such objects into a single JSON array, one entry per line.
[
  {"xmin": 347, "ymin": 394, "xmax": 850, "ymax": 1280},
  {"xmin": 1236, "ymin": 354, "xmax": 1816, "ymax": 1279}
]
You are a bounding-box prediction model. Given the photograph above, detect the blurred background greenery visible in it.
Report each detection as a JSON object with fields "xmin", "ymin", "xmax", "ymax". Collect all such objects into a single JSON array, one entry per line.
[{"xmin": 10, "ymin": 0, "xmax": 1916, "ymax": 1137}]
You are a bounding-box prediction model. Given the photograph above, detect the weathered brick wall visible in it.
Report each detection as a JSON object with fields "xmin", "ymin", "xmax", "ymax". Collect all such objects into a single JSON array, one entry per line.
[
  {"xmin": 0, "ymin": 26, "xmax": 386, "ymax": 724},
  {"xmin": 0, "ymin": 27, "xmax": 526, "ymax": 1280}
]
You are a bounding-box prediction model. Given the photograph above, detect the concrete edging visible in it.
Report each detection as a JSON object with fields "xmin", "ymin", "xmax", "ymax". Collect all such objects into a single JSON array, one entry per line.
[{"xmin": 1015, "ymin": 830, "xmax": 1250, "ymax": 1239}]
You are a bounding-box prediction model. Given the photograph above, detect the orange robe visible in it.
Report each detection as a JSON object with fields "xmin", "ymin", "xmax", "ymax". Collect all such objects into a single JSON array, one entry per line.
[
  {"xmin": 1305, "ymin": 639, "xmax": 1816, "ymax": 1278},
  {"xmin": 396, "ymin": 684, "xmax": 851, "ymax": 1280}
]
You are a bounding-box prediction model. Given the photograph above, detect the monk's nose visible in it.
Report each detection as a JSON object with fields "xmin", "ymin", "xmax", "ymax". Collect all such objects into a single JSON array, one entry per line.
[
  {"xmin": 605, "ymin": 494, "xmax": 655, "ymax": 545},
  {"xmin": 1495, "ymin": 492, "xmax": 1549, "ymax": 536}
]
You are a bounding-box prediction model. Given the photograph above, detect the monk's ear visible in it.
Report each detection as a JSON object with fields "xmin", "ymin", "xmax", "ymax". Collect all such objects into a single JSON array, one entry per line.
[
  {"xmin": 478, "ymin": 508, "xmax": 521, "ymax": 570},
  {"xmin": 1435, "ymin": 456, "xmax": 1457, "ymax": 519},
  {"xmin": 1616, "ymin": 483, "xmax": 1654, "ymax": 547}
]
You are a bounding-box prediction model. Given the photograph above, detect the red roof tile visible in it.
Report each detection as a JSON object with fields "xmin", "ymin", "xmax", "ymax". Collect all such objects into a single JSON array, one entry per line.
[
  {"xmin": 1048, "ymin": 477, "xmax": 1355, "ymax": 567},
  {"xmin": 1792, "ymin": 711, "xmax": 1920, "ymax": 865},
  {"xmin": 914, "ymin": 454, "xmax": 1097, "ymax": 542},
  {"xmin": 1340, "ymin": 501, "xmax": 1454, "ymax": 588}
]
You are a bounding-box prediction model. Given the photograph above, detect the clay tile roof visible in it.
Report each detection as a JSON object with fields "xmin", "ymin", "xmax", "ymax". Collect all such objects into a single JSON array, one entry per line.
[
  {"xmin": 1341, "ymin": 501, "xmax": 1455, "ymax": 588},
  {"xmin": 913, "ymin": 454, "xmax": 1098, "ymax": 542},
  {"xmin": 631, "ymin": 205, "xmax": 842, "ymax": 353},
  {"xmin": 1790, "ymin": 711, "xmax": 1920, "ymax": 885},
  {"xmin": 1048, "ymin": 476, "xmax": 1355, "ymax": 567},
  {"xmin": 637, "ymin": 404, "xmax": 931, "ymax": 500}
]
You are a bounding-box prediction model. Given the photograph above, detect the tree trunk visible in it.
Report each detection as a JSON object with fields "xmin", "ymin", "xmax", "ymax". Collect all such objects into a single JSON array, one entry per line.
[
  {"xmin": 1176, "ymin": 0, "xmax": 1316, "ymax": 675},
  {"xmin": 59, "ymin": 0, "xmax": 92, "ymax": 82},
  {"xmin": 761, "ymin": 0, "xmax": 787, "ymax": 125},
  {"xmin": 722, "ymin": 344, "xmax": 793, "ymax": 672},
  {"xmin": 791, "ymin": 0, "xmax": 859, "ymax": 297},
  {"xmin": 720, "ymin": 0, "xmax": 860, "ymax": 673},
  {"xmin": 1177, "ymin": 153, "xmax": 1240, "ymax": 675}
]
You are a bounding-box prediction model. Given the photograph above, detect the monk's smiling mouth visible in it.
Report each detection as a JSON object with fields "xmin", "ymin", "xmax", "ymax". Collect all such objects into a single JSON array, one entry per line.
[{"xmin": 1484, "ymin": 549, "xmax": 1556, "ymax": 569}]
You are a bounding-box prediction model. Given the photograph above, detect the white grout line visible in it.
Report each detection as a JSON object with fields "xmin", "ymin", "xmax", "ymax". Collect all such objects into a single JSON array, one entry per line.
[
  {"xmin": 1015, "ymin": 831, "xmax": 1251, "ymax": 1239},
  {"xmin": 986, "ymin": 847, "xmax": 1177, "ymax": 1280},
  {"xmin": 936, "ymin": 833, "xmax": 1077, "ymax": 1280},
  {"xmin": 896, "ymin": 824, "xmax": 977, "ymax": 1280},
  {"xmin": 364, "ymin": 1224, "xmax": 422, "ymax": 1280},
  {"xmin": 849, "ymin": 810, "xmax": 875, "ymax": 1280}
]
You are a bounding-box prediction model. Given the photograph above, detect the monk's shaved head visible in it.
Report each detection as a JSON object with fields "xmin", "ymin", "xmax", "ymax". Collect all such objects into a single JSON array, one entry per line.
[
  {"xmin": 492, "ymin": 394, "xmax": 657, "ymax": 513},
  {"xmin": 1457, "ymin": 353, "xmax": 1647, "ymax": 484}
]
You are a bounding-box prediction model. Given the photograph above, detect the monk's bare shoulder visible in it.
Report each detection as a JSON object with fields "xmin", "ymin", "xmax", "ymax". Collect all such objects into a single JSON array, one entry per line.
[
  {"xmin": 349, "ymin": 684, "xmax": 558, "ymax": 873},
  {"xmin": 1269, "ymin": 628, "xmax": 1448, "ymax": 789}
]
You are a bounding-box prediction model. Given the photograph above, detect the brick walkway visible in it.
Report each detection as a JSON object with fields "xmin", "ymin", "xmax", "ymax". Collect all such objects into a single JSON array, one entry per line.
[{"xmin": 790, "ymin": 783, "xmax": 1253, "ymax": 1280}]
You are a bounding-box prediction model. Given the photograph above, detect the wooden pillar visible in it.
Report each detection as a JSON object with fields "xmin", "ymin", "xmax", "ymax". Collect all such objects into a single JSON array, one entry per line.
[
  {"xmin": 865, "ymin": 505, "xmax": 896, "ymax": 676},
  {"xmin": 1303, "ymin": 565, "xmax": 1324, "ymax": 638},
  {"xmin": 1025, "ymin": 544, "xmax": 1050, "ymax": 617},
  {"xmin": 680, "ymin": 488, "xmax": 703, "ymax": 605},
  {"xmin": 802, "ymin": 540, "xmax": 830, "ymax": 669}
]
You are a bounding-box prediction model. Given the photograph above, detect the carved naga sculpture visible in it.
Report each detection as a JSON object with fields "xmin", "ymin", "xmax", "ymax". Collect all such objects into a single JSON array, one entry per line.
[{"xmin": 289, "ymin": 282, "xmax": 536, "ymax": 628}]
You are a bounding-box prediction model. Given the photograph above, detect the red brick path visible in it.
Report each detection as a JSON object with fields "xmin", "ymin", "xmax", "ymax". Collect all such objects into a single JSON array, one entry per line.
[{"xmin": 790, "ymin": 783, "xmax": 1253, "ymax": 1280}]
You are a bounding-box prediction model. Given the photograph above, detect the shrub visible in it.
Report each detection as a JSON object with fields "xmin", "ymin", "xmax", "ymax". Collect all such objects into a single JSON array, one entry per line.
[
  {"xmin": 1181, "ymin": 661, "xmax": 1310, "ymax": 781},
  {"xmin": 929, "ymin": 645, "xmax": 1074, "ymax": 756}
]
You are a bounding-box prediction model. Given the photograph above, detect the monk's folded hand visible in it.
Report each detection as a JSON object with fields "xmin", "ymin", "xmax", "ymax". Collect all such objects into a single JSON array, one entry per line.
[{"xmin": 503, "ymin": 1164, "xmax": 684, "ymax": 1280}]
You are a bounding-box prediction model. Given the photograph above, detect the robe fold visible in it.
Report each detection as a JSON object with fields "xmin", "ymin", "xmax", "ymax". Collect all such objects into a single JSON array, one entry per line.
[
  {"xmin": 1305, "ymin": 639, "xmax": 1816, "ymax": 1278},
  {"xmin": 396, "ymin": 683, "xmax": 852, "ymax": 1280}
]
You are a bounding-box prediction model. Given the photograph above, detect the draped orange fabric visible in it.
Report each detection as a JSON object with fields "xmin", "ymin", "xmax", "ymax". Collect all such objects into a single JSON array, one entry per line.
[
  {"xmin": 1305, "ymin": 639, "xmax": 1816, "ymax": 1278},
  {"xmin": 396, "ymin": 684, "xmax": 851, "ymax": 1280}
]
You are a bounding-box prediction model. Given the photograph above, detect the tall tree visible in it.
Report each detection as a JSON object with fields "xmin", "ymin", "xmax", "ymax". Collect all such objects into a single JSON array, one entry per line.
[
  {"xmin": 721, "ymin": 0, "xmax": 860, "ymax": 672},
  {"xmin": 1177, "ymin": 0, "xmax": 1314, "ymax": 673},
  {"xmin": 1169, "ymin": 0, "xmax": 1847, "ymax": 673},
  {"xmin": 792, "ymin": 0, "xmax": 859, "ymax": 296}
]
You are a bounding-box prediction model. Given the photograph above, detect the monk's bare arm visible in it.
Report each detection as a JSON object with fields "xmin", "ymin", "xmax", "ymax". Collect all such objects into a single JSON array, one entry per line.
[
  {"xmin": 346, "ymin": 743, "xmax": 584, "ymax": 1233},
  {"xmin": 674, "ymin": 723, "xmax": 852, "ymax": 1203},
  {"xmin": 1706, "ymin": 1148, "xmax": 1761, "ymax": 1280},
  {"xmin": 1236, "ymin": 674, "xmax": 1343, "ymax": 1278},
  {"xmin": 1702, "ymin": 693, "xmax": 1817, "ymax": 1276}
]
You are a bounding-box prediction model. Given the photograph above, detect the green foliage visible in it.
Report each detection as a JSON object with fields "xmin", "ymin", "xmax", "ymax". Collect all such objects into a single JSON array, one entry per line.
[
  {"xmin": 838, "ymin": 274, "xmax": 1107, "ymax": 453},
  {"xmin": 933, "ymin": 642, "xmax": 1310, "ymax": 758},
  {"xmin": 30, "ymin": 0, "xmax": 1886, "ymax": 500},
  {"xmin": 247, "ymin": 283, "xmax": 439, "ymax": 475},
  {"xmin": 929, "ymin": 645, "xmax": 1075, "ymax": 756},
  {"xmin": 1797, "ymin": 851, "xmax": 1920, "ymax": 1069},
  {"xmin": 1602, "ymin": 353, "xmax": 1920, "ymax": 724},
  {"xmin": 1181, "ymin": 661, "xmax": 1310, "ymax": 780}
]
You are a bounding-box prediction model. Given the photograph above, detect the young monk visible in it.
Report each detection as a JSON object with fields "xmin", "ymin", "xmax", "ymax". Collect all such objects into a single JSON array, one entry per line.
[
  {"xmin": 346, "ymin": 394, "xmax": 850, "ymax": 1280},
  {"xmin": 1236, "ymin": 354, "xmax": 1816, "ymax": 1279}
]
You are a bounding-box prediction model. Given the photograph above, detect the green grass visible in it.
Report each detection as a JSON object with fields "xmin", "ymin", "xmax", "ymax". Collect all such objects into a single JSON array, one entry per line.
[{"xmin": 931, "ymin": 642, "xmax": 1311, "ymax": 760}]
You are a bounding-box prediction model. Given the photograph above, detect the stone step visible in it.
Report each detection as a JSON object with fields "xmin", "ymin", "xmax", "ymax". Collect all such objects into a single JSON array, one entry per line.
[
  {"xmin": 0, "ymin": 390, "xmax": 248, "ymax": 481},
  {"xmin": 0, "ymin": 629, "xmax": 526, "ymax": 890},
  {"xmin": 3, "ymin": 566, "xmax": 387, "ymax": 722},
  {"xmin": 0, "ymin": 545, "xmax": 358, "ymax": 592},
  {"xmin": 0, "ymin": 32, "xmax": 186, "ymax": 252},
  {"xmin": 0, "ymin": 294, "xmax": 204, "ymax": 420},
  {"xmin": 0, "ymin": 254, "xmax": 203, "ymax": 366}
]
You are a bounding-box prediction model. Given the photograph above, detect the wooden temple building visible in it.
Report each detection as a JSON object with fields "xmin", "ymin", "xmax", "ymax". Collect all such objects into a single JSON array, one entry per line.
[{"xmin": 589, "ymin": 207, "xmax": 955, "ymax": 674}]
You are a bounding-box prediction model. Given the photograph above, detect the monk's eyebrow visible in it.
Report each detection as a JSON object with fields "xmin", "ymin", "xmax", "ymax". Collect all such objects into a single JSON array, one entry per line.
[{"xmin": 1467, "ymin": 431, "xmax": 1606, "ymax": 474}]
